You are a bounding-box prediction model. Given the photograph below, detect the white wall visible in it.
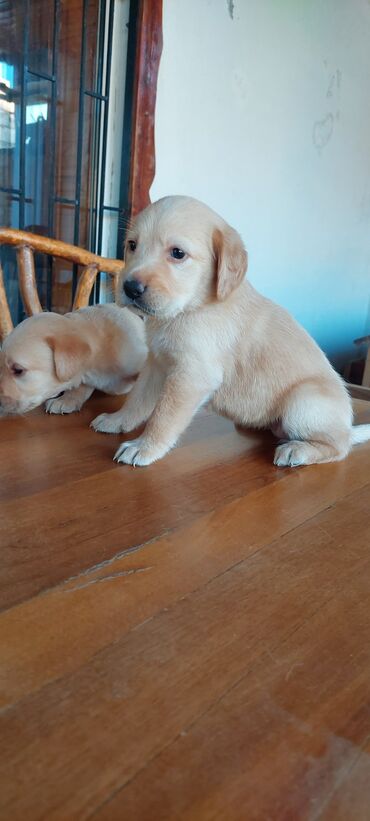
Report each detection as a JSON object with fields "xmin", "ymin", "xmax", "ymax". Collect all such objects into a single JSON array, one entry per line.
[{"xmin": 151, "ymin": 0, "xmax": 370, "ymax": 366}]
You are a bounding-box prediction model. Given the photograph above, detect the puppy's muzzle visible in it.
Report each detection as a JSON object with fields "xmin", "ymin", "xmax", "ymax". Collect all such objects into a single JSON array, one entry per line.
[{"xmin": 123, "ymin": 279, "xmax": 147, "ymax": 301}]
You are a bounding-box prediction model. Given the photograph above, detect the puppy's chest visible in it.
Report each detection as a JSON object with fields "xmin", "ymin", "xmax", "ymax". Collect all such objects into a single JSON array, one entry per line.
[{"xmin": 147, "ymin": 326, "xmax": 184, "ymax": 365}]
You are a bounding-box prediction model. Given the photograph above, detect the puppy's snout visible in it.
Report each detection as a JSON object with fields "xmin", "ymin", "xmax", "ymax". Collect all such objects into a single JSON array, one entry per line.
[{"xmin": 124, "ymin": 279, "xmax": 147, "ymax": 301}]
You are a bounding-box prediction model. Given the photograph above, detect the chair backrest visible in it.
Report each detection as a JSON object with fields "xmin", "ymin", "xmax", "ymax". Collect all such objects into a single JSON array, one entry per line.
[{"xmin": 0, "ymin": 228, "xmax": 125, "ymax": 342}]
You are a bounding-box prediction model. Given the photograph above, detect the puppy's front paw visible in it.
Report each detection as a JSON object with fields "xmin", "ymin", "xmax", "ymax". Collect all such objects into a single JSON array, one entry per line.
[
  {"xmin": 90, "ymin": 411, "xmax": 126, "ymax": 433},
  {"xmin": 45, "ymin": 395, "xmax": 80, "ymax": 414},
  {"xmin": 114, "ymin": 436, "xmax": 165, "ymax": 467}
]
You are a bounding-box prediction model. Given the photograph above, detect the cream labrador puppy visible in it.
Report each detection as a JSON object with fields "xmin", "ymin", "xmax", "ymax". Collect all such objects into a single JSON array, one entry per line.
[
  {"xmin": 92, "ymin": 195, "xmax": 370, "ymax": 467},
  {"xmin": 0, "ymin": 304, "xmax": 147, "ymax": 415}
]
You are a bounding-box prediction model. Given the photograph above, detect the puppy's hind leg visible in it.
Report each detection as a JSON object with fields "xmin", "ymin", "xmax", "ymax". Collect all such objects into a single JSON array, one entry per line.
[{"xmin": 273, "ymin": 379, "xmax": 352, "ymax": 467}]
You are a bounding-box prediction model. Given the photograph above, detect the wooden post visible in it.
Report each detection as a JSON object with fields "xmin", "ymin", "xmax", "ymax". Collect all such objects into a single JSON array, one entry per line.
[
  {"xmin": 16, "ymin": 246, "xmax": 43, "ymax": 317},
  {"xmin": 0, "ymin": 263, "xmax": 14, "ymax": 341},
  {"xmin": 72, "ymin": 264, "xmax": 99, "ymax": 310},
  {"xmin": 362, "ymin": 348, "xmax": 370, "ymax": 388},
  {"xmin": 129, "ymin": 0, "xmax": 163, "ymax": 216}
]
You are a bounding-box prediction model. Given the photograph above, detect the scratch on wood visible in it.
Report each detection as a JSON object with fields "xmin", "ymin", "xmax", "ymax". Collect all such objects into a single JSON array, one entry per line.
[
  {"xmin": 285, "ymin": 662, "xmax": 304, "ymax": 681},
  {"xmin": 62, "ymin": 530, "xmax": 171, "ymax": 585},
  {"xmin": 64, "ymin": 567, "xmax": 153, "ymax": 593}
]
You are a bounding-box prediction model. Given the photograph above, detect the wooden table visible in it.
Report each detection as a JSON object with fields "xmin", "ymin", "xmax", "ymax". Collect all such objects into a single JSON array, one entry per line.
[{"xmin": 1, "ymin": 395, "xmax": 370, "ymax": 820}]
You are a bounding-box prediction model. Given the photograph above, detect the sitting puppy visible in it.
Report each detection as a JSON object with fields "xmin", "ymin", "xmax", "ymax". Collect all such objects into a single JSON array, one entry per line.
[
  {"xmin": 92, "ymin": 195, "xmax": 370, "ymax": 467},
  {"xmin": 0, "ymin": 304, "xmax": 147, "ymax": 415}
]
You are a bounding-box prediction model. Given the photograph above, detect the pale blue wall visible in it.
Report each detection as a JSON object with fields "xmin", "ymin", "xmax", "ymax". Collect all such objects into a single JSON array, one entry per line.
[{"xmin": 152, "ymin": 0, "xmax": 370, "ymax": 368}]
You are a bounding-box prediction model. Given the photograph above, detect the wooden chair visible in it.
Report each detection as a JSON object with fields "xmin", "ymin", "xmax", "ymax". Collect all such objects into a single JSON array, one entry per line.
[{"xmin": 0, "ymin": 228, "xmax": 124, "ymax": 342}]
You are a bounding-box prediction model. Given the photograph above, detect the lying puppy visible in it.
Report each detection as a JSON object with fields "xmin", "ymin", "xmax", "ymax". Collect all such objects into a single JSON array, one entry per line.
[
  {"xmin": 92, "ymin": 195, "xmax": 370, "ymax": 467},
  {"xmin": 0, "ymin": 304, "xmax": 147, "ymax": 415}
]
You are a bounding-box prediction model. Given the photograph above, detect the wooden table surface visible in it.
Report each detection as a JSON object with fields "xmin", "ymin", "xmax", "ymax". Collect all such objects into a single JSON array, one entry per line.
[{"xmin": 0, "ymin": 395, "xmax": 370, "ymax": 820}]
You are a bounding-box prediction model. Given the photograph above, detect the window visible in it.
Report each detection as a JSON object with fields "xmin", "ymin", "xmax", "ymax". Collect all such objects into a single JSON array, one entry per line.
[{"xmin": 0, "ymin": 0, "xmax": 132, "ymax": 320}]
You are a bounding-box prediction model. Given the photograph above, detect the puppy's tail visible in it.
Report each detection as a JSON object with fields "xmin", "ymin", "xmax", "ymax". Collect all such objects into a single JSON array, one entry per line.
[{"xmin": 351, "ymin": 424, "xmax": 370, "ymax": 445}]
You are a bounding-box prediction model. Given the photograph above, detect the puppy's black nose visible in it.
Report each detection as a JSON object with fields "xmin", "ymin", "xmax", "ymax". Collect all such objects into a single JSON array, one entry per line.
[{"xmin": 124, "ymin": 279, "xmax": 146, "ymax": 300}]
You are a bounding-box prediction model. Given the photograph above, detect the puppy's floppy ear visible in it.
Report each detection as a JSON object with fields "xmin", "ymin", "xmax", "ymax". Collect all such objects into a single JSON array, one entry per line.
[
  {"xmin": 46, "ymin": 333, "xmax": 91, "ymax": 382},
  {"xmin": 213, "ymin": 225, "xmax": 248, "ymax": 301}
]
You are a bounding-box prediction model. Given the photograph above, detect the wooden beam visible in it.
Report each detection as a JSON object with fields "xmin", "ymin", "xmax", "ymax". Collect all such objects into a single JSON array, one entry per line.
[
  {"xmin": 0, "ymin": 229, "xmax": 124, "ymax": 277},
  {"xmin": 347, "ymin": 382, "xmax": 370, "ymax": 401}
]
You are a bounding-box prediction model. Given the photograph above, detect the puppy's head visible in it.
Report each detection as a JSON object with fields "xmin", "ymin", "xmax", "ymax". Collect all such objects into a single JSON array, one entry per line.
[
  {"xmin": 0, "ymin": 313, "xmax": 91, "ymax": 414},
  {"xmin": 118, "ymin": 196, "xmax": 248, "ymax": 319}
]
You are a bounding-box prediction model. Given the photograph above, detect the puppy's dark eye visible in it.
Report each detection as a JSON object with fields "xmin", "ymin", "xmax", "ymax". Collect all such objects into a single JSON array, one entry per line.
[
  {"xmin": 170, "ymin": 247, "xmax": 186, "ymax": 260},
  {"xmin": 11, "ymin": 364, "xmax": 25, "ymax": 377},
  {"xmin": 127, "ymin": 240, "xmax": 137, "ymax": 252}
]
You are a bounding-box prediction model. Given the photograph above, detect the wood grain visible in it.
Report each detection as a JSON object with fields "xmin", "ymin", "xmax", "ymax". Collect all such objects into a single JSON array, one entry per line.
[{"xmin": 0, "ymin": 396, "xmax": 369, "ymax": 820}]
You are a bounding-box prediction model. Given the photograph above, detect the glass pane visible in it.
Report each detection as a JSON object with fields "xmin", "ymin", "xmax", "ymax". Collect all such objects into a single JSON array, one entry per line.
[
  {"xmin": 99, "ymin": 208, "xmax": 120, "ymax": 302},
  {"xmin": 85, "ymin": 0, "xmax": 100, "ymax": 93},
  {"xmin": 32, "ymin": 251, "xmax": 51, "ymax": 310},
  {"xmin": 102, "ymin": 0, "xmax": 129, "ymax": 211},
  {"xmin": 0, "ymin": 244, "xmax": 20, "ymax": 325},
  {"xmin": 101, "ymin": 208, "xmax": 119, "ymax": 258},
  {"xmin": 54, "ymin": 201, "xmax": 75, "ymax": 243},
  {"xmin": 55, "ymin": 0, "xmax": 83, "ymax": 201},
  {"xmin": 51, "ymin": 259, "xmax": 73, "ymax": 314},
  {"xmin": 28, "ymin": 0, "xmax": 54, "ymax": 77},
  {"xmin": 0, "ymin": 190, "xmax": 19, "ymax": 228},
  {"xmin": 55, "ymin": 0, "xmax": 99, "ymax": 203},
  {"xmin": 24, "ymin": 76, "xmax": 52, "ymax": 232},
  {"xmin": 79, "ymin": 94, "xmax": 103, "ymax": 248},
  {"xmin": 0, "ymin": 1, "xmax": 23, "ymax": 192}
]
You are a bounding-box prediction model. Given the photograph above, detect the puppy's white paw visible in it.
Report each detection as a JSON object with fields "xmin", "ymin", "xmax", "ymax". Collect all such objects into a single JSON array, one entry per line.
[
  {"xmin": 45, "ymin": 395, "xmax": 81, "ymax": 414},
  {"xmin": 274, "ymin": 440, "xmax": 311, "ymax": 467},
  {"xmin": 91, "ymin": 411, "xmax": 127, "ymax": 434},
  {"xmin": 114, "ymin": 436, "xmax": 164, "ymax": 467}
]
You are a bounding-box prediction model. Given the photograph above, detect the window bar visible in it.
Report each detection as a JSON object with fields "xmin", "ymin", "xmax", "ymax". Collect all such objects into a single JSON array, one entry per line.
[
  {"xmin": 96, "ymin": 0, "xmax": 107, "ymax": 99},
  {"xmin": 84, "ymin": 90, "xmax": 108, "ymax": 101},
  {"xmin": 84, "ymin": 0, "xmax": 107, "ymax": 295},
  {"xmin": 0, "ymin": 187, "xmax": 22, "ymax": 196},
  {"xmin": 54, "ymin": 196, "xmax": 79, "ymax": 206},
  {"xmin": 47, "ymin": 0, "xmax": 60, "ymax": 311},
  {"xmin": 27, "ymin": 69, "xmax": 56, "ymax": 82},
  {"xmin": 95, "ymin": 0, "xmax": 115, "ymax": 303},
  {"xmin": 87, "ymin": 96, "xmax": 100, "ymax": 267},
  {"xmin": 72, "ymin": 0, "xmax": 89, "ymax": 300},
  {"xmin": 88, "ymin": 0, "xmax": 107, "ymax": 302},
  {"xmin": 86, "ymin": 91, "xmax": 99, "ymax": 276},
  {"xmin": 19, "ymin": 0, "xmax": 29, "ymax": 231},
  {"xmin": 117, "ymin": 0, "xmax": 140, "ymax": 259},
  {"xmin": 18, "ymin": 0, "xmax": 30, "ymax": 323}
]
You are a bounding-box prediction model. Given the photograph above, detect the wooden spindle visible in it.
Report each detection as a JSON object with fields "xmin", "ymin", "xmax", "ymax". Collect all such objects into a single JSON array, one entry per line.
[
  {"xmin": 16, "ymin": 245, "xmax": 43, "ymax": 316},
  {"xmin": 0, "ymin": 263, "xmax": 14, "ymax": 341},
  {"xmin": 72, "ymin": 264, "xmax": 99, "ymax": 310}
]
